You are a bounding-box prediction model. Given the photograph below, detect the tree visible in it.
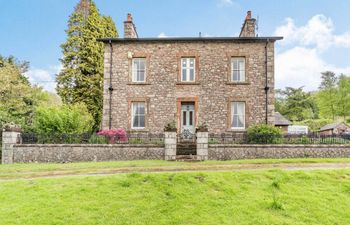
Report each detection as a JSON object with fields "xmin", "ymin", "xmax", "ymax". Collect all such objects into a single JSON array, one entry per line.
[
  {"xmin": 336, "ymin": 74, "xmax": 350, "ymax": 121},
  {"xmin": 33, "ymin": 103, "xmax": 93, "ymax": 134},
  {"xmin": 275, "ymin": 87, "xmax": 318, "ymax": 122},
  {"xmin": 317, "ymin": 71, "xmax": 338, "ymax": 120},
  {"xmin": 0, "ymin": 56, "xmax": 43, "ymax": 130},
  {"xmin": 56, "ymin": 0, "xmax": 117, "ymax": 131}
]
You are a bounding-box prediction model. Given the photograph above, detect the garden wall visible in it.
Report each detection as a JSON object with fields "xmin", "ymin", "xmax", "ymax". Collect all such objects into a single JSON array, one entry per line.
[
  {"xmin": 209, "ymin": 144, "xmax": 350, "ymax": 160},
  {"xmin": 12, "ymin": 144, "xmax": 165, "ymax": 163}
]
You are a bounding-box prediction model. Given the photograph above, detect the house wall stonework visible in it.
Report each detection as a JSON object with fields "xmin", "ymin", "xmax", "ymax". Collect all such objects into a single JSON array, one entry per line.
[{"xmin": 102, "ymin": 40, "xmax": 276, "ymax": 133}]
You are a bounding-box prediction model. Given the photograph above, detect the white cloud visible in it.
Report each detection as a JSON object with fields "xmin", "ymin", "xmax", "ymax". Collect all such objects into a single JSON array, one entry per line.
[
  {"xmin": 157, "ymin": 32, "xmax": 168, "ymax": 38},
  {"xmin": 217, "ymin": 0, "xmax": 237, "ymax": 7},
  {"xmin": 275, "ymin": 15, "xmax": 350, "ymax": 51},
  {"xmin": 25, "ymin": 64, "xmax": 62, "ymax": 93},
  {"xmin": 274, "ymin": 14, "xmax": 350, "ymax": 91}
]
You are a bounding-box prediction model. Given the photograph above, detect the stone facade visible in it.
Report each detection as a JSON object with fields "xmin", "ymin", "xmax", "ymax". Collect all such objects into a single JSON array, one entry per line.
[
  {"xmin": 100, "ymin": 12, "xmax": 281, "ymax": 133},
  {"xmin": 209, "ymin": 144, "xmax": 350, "ymax": 160},
  {"xmin": 12, "ymin": 144, "xmax": 164, "ymax": 163}
]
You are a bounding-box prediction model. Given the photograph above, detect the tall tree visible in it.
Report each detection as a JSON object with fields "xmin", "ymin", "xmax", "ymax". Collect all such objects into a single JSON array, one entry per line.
[
  {"xmin": 336, "ymin": 74, "xmax": 350, "ymax": 121},
  {"xmin": 317, "ymin": 71, "xmax": 338, "ymax": 120},
  {"xmin": 277, "ymin": 87, "xmax": 318, "ymax": 122},
  {"xmin": 56, "ymin": 0, "xmax": 117, "ymax": 131},
  {"xmin": 0, "ymin": 55, "xmax": 57, "ymax": 130}
]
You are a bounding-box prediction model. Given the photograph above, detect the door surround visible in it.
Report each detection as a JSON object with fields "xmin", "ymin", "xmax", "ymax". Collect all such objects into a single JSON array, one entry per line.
[{"xmin": 176, "ymin": 97, "xmax": 199, "ymax": 133}]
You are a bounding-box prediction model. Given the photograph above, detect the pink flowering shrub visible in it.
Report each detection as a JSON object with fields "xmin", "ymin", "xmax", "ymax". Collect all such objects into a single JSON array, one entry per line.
[{"xmin": 97, "ymin": 128, "xmax": 128, "ymax": 144}]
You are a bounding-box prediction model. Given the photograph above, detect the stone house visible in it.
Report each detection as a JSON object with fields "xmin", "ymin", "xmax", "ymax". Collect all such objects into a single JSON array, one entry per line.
[
  {"xmin": 98, "ymin": 11, "xmax": 282, "ymax": 134},
  {"xmin": 320, "ymin": 122, "xmax": 350, "ymax": 136}
]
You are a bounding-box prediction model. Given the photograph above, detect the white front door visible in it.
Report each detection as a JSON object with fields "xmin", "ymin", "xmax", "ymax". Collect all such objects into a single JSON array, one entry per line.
[{"xmin": 181, "ymin": 103, "xmax": 195, "ymax": 134}]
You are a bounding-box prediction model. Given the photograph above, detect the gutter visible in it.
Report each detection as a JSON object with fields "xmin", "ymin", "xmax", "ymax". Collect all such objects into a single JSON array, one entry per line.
[
  {"xmin": 264, "ymin": 39, "xmax": 270, "ymax": 124},
  {"xmin": 108, "ymin": 40, "xmax": 114, "ymax": 129}
]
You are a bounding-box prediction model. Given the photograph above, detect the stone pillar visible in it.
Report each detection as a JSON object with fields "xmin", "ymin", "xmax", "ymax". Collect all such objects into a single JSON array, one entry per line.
[
  {"xmin": 196, "ymin": 132, "xmax": 208, "ymax": 160},
  {"xmin": 164, "ymin": 132, "xmax": 177, "ymax": 160},
  {"xmin": 2, "ymin": 130, "xmax": 21, "ymax": 164}
]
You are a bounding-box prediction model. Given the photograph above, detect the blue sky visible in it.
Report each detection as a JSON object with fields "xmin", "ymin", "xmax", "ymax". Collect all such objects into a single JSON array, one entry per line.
[{"xmin": 1, "ymin": 0, "xmax": 350, "ymax": 92}]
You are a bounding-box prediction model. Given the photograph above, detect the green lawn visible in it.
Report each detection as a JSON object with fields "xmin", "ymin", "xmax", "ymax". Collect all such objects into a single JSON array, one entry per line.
[{"xmin": 0, "ymin": 160, "xmax": 350, "ymax": 224}]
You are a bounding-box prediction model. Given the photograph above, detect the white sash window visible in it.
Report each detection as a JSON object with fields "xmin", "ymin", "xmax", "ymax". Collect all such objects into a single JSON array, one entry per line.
[
  {"xmin": 132, "ymin": 58, "xmax": 146, "ymax": 82},
  {"xmin": 181, "ymin": 58, "xmax": 195, "ymax": 82},
  {"xmin": 231, "ymin": 102, "xmax": 245, "ymax": 129},
  {"xmin": 132, "ymin": 102, "xmax": 145, "ymax": 128},
  {"xmin": 231, "ymin": 57, "xmax": 245, "ymax": 82}
]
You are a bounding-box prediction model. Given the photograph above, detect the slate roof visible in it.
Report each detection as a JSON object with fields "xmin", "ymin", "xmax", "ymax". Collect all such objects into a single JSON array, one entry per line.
[
  {"xmin": 274, "ymin": 112, "xmax": 291, "ymax": 126},
  {"xmin": 320, "ymin": 122, "xmax": 350, "ymax": 131}
]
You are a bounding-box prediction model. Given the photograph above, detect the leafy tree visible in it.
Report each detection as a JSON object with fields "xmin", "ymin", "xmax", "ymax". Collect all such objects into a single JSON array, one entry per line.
[
  {"xmin": 0, "ymin": 56, "xmax": 53, "ymax": 130},
  {"xmin": 56, "ymin": 0, "xmax": 118, "ymax": 131},
  {"xmin": 317, "ymin": 71, "xmax": 338, "ymax": 120},
  {"xmin": 276, "ymin": 87, "xmax": 318, "ymax": 122},
  {"xmin": 336, "ymin": 74, "xmax": 350, "ymax": 121},
  {"xmin": 33, "ymin": 103, "xmax": 93, "ymax": 134}
]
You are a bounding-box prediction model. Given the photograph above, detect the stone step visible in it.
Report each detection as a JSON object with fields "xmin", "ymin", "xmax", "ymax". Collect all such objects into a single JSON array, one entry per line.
[{"xmin": 175, "ymin": 155, "xmax": 201, "ymax": 162}]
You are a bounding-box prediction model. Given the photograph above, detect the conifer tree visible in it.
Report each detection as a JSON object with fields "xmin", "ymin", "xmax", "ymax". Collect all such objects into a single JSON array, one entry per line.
[{"xmin": 56, "ymin": 0, "xmax": 117, "ymax": 131}]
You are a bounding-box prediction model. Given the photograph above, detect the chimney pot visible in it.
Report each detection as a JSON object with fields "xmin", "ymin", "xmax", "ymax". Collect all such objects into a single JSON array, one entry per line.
[
  {"xmin": 246, "ymin": 11, "xmax": 252, "ymax": 20},
  {"xmin": 127, "ymin": 13, "xmax": 133, "ymax": 22}
]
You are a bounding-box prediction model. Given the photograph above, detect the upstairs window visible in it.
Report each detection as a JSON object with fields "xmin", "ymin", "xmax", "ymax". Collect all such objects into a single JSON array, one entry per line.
[
  {"xmin": 231, "ymin": 102, "xmax": 245, "ymax": 129},
  {"xmin": 231, "ymin": 57, "xmax": 245, "ymax": 82},
  {"xmin": 181, "ymin": 58, "xmax": 195, "ymax": 82},
  {"xmin": 132, "ymin": 58, "xmax": 146, "ymax": 82},
  {"xmin": 132, "ymin": 102, "xmax": 145, "ymax": 129}
]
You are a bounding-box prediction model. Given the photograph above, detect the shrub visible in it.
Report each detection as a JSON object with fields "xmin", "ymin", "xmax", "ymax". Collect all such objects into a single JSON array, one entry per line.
[
  {"xmin": 33, "ymin": 103, "xmax": 93, "ymax": 134},
  {"xmin": 247, "ymin": 124, "xmax": 282, "ymax": 144},
  {"xmin": 164, "ymin": 121, "xmax": 177, "ymax": 132},
  {"xmin": 97, "ymin": 128, "xmax": 127, "ymax": 144}
]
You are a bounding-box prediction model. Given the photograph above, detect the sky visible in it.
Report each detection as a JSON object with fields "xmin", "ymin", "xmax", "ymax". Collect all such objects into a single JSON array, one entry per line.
[{"xmin": 1, "ymin": 0, "xmax": 350, "ymax": 92}]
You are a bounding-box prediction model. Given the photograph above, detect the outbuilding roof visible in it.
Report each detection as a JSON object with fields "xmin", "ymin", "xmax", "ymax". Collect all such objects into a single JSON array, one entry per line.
[
  {"xmin": 274, "ymin": 112, "xmax": 291, "ymax": 126},
  {"xmin": 320, "ymin": 122, "xmax": 350, "ymax": 131}
]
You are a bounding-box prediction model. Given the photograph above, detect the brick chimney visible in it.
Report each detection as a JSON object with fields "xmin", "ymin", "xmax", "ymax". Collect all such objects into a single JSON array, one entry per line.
[
  {"xmin": 124, "ymin": 13, "xmax": 138, "ymax": 38},
  {"xmin": 239, "ymin": 11, "xmax": 256, "ymax": 37}
]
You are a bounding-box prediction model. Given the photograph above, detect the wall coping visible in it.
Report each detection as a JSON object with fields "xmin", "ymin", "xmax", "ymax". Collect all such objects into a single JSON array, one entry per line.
[
  {"xmin": 14, "ymin": 144, "xmax": 165, "ymax": 148},
  {"xmin": 209, "ymin": 144, "xmax": 350, "ymax": 148}
]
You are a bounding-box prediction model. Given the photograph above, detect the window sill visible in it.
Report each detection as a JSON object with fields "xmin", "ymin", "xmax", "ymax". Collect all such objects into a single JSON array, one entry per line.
[
  {"xmin": 128, "ymin": 128, "xmax": 149, "ymax": 133},
  {"xmin": 226, "ymin": 128, "xmax": 247, "ymax": 132},
  {"xmin": 176, "ymin": 82, "xmax": 201, "ymax": 85},
  {"xmin": 127, "ymin": 82, "xmax": 151, "ymax": 85},
  {"xmin": 226, "ymin": 82, "xmax": 250, "ymax": 85}
]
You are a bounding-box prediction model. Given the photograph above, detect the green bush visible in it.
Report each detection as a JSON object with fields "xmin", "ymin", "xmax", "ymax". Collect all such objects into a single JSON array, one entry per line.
[
  {"xmin": 33, "ymin": 103, "xmax": 93, "ymax": 134},
  {"xmin": 297, "ymin": 118, "xmax": 333, "ymax": 132},
  {"xmin": 247, "ymin": 124, "xmax": 282, "ymax": 144}
]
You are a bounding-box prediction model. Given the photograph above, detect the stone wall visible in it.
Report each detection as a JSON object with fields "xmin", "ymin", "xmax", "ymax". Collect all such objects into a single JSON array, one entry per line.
[
  {"xmin": 102, "ymin": 39, "xmax": 276, "ymax": 133},
  {"xmin": 209, "ymin": 144, "xmax": 350, "ymax": 160},
  {"xmin": 12, "ymin": 144, "xmax": 164, "ymax": 163}
]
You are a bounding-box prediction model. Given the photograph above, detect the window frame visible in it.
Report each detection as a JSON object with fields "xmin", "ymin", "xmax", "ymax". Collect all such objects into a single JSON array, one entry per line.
[
  {"xmin": 181, "ymin": 57, "xmax": 196, "ymax": 82},
  {"xmin": 131, "ymin": 102, "xmax": 146, "ymax": 129},
  {"xmin": 132, "ymin": 58, "xmax": 146, "ymax": 83},
  {"xmin": 231, "ymin": 57, "xmax": 246, "ymax": 82},
  {"xmin": 231, "ymin": 101, "xmax": 246, "ymax": 129}
]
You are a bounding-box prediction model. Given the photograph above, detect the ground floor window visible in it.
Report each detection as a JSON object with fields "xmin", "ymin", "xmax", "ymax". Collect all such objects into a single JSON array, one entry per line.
[
  {"xmin": 231, "ymin": 102, "xmax": 245, "ymax": 129},
  {"xmin": 132, "ymin": 102, "xmax": 145, "ymax": 128}
]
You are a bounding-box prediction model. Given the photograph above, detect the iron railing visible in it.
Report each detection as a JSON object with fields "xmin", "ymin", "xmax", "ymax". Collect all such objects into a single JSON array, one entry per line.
[
  {"xmin": 21, "ymin": 132, "xmax": 164, "ymax": 145},
  {"xmin": 209, "ymin": 133, "xmax": 350, "ymax": 145}
]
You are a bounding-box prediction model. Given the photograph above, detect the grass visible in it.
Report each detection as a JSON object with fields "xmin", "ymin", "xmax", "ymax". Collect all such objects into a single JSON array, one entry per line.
[
  {"xmin": 0, "ymin": 168, "xmax": 350, "ymax": 224},
  {"xmin": 0, "ymin": 158, "xmax": 350, "ymax": 177}
]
